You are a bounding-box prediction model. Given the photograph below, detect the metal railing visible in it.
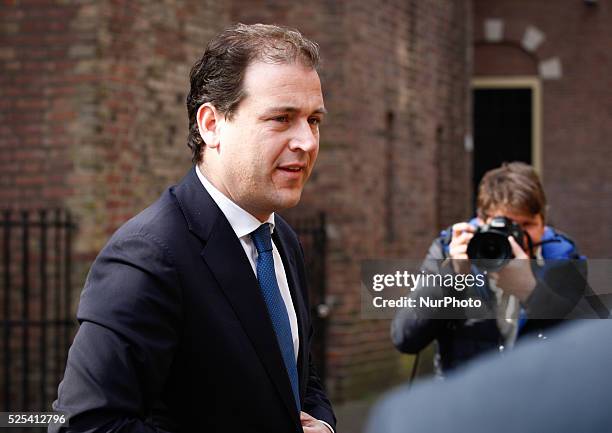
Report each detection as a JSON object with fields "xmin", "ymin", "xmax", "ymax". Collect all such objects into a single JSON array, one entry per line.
[
  {"xmin": 1, "ymin": 209, "xmax": 76, "ymax": 412},
  {"xmin": 290, "ymin": 212, "xmax": 329, "ymax": 381}
]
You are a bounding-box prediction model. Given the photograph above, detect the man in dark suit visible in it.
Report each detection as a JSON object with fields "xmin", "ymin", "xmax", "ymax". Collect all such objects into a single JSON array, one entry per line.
[
  {"xmin": 368, "ymin": 320, "xmax": 612, "ymax": 433},
  {"xmin": 51, "ymin": 23, "xmax": 335, "ymax": 433}
]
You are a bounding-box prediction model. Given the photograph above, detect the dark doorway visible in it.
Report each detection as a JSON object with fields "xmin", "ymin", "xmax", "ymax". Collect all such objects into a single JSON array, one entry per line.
[{"xmin": 472, "ymin": 87, "xmax": 533, "ymax": 211}]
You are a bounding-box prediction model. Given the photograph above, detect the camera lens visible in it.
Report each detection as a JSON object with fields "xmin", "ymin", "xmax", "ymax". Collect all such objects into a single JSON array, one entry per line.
[
  {"xmin": 467, "ymin": 232, "xmax": 512, "ymax": 271},
  {"xmin": 478, "ymin": 234, "xmax": 504, "ymax": 258}
]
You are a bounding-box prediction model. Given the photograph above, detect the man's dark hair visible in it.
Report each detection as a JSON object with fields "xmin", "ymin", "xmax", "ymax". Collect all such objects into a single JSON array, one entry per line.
[
  {"xmin": 477, "ymin": 161, "xmax": 547, "ymax": 222},
  {"xmin": 186, "ymin": 23, "xmax": 321, "ymax": 164}
]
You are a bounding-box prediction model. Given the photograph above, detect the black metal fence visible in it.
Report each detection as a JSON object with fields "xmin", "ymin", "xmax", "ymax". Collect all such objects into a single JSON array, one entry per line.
[
  {"xmin": 0, "ymin": 209, "xmax": 76, "ymax": 412},
  {"xmin": 290, "ymin": 213, "xmax": 329, "ymax": 382}
]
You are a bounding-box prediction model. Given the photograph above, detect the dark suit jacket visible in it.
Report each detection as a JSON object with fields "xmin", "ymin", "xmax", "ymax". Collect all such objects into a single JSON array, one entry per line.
[
  {"xmin": 368, "ymin": 320, "xmax": 612, "ymax": 433},
  {"xmin": 51, "ymin": 168, "xmax": 335, "ymax": 433}
]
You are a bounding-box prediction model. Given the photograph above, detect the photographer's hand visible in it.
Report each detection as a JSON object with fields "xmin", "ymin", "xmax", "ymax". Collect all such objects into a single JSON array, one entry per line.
[
  {"xmin": 489, "ymin": 236, "xmax": 536, "ymax": 302},
  {"xmin": 449, "ymin": 222, "xmax": 475, "ymax": 275}
]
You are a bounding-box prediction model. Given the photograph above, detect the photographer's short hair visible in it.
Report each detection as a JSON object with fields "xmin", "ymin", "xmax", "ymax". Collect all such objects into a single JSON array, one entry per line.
[
  {"xmin": 186, "ymin": 23, "xmax": 321, "ymax": 164},
  {"xmin": 477, "ymin": 162, "xmax": 547, "ymax": 221}
]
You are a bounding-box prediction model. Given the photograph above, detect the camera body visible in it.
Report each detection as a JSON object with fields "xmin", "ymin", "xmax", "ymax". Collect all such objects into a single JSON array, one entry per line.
[{"xmin": 467, "ymin": 216, "xmax": 525, "ymax": 271}]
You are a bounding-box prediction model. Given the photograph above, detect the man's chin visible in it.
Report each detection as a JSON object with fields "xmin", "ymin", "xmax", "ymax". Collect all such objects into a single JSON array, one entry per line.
[{"xmin": 273, "ymin": 190, "xmax": 303, "ymax": 211}]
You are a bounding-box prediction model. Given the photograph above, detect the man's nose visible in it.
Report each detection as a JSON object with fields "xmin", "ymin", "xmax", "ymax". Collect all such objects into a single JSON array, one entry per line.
[{"xmin": 288, "ymin": 120, "xmax": 318, "ymax": 152}]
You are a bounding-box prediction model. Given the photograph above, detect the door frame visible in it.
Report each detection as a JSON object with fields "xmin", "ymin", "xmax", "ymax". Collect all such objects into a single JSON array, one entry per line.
[{"xmin": 472, "ymin": 76, "xmax": 542, "ymax": 177}]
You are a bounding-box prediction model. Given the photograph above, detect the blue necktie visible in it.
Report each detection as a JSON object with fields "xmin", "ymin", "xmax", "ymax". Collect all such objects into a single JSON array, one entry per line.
[{"xmin": 250, "ymin": 223, "xmax": 300, "ymax": 410}]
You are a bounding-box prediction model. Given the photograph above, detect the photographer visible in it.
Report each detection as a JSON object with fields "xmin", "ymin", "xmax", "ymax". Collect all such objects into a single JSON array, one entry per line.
[{"xmin": 391, "ymin": 162, "xmax": 586, "ymax": 375}]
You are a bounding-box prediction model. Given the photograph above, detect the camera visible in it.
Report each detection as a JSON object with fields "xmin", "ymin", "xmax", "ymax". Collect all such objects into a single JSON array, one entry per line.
[{"xmin": 467, "ymin": 216, "xmax": 525, "ymax": 271}]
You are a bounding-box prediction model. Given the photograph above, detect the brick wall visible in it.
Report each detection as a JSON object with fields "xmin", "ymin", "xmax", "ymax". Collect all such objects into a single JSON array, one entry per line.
[
  {"xmin": 65, "ymin": 0, "xmax": 227, "ymax": 257},
  {"xmin": 474, "ymin": 0, "xmax": 612, "ymax": 258},
  {"xmin": 1, "ymin": 0, "xmax": 221, "ymax": 267},
  {"xmin": 0, "ymin": 1, "xmax": 82, "ymax": 209}
]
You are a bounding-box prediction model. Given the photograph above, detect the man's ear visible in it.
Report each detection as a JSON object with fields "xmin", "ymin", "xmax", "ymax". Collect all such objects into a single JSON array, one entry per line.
[{"xmin": 196, "ymin": 103, "xmax": 224, "ymax": 149}]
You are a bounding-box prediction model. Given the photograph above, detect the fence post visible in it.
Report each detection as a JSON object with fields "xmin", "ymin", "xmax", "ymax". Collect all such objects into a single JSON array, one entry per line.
[
  {"xmin": 2, "ymin": 210, "xmax": 11, "ymax": 411},
  {"xmin": 21, "ymin": 210, "xmax": 30, "ymax": 410}
]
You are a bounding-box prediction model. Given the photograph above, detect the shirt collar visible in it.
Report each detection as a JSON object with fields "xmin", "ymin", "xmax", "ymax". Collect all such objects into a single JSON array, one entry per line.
[{"xmin": 195, "ymin": 165, "xmax": 275, "ymax": 239}]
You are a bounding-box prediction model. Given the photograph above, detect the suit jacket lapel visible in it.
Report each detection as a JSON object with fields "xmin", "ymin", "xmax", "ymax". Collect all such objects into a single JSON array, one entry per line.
[{"xmin": 172, "ymin": 168, "xmax": 301, "ymax": 426}]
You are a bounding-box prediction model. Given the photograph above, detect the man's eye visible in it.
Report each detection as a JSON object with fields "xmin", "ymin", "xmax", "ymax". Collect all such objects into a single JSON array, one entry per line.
[
  {"xmin": 272, "ymin": 115, "xmax": 289, "ymax": 123},
  {"xmin": 308, "ymin": 117, "xmax": 321, "ymax": 125}
]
